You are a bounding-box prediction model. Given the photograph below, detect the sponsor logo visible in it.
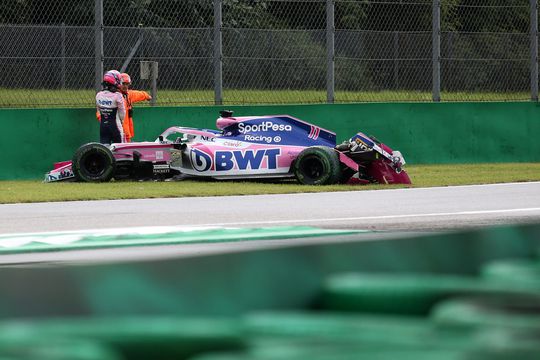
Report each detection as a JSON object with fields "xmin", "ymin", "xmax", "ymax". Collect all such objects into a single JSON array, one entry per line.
[
  {"xmin": 244, "ymin": 135, "xmax": 283, "ymax": 143},
  {"xmin": 156, "ymin": 151, "xmax": 164, "ymax": 160},
  {"xmin": 245, "ymin": 135, "xmax": 272, "ymax": 143},
  {"xmin": 190, "ymin": 148, "xmax": 212, "ymax": 172},
  {"xmin": 201, "ymin": 136, "xmax": 215, "ymax": 142},
  {"xmin": 153, "ymin": 164, "xmax": 170, "ymax": 174},
  {"xmin": 238, "ymin": 121, "xmax": 292, "ymax": 134},
  {"xmin": 223, "ymin": 141, "xmax": 243, "ymax": 147},
  {"xmin": 215, "ymin": 149, "xmax": 281, "ymax": 171},
  {"xmin": 98, "ymin": 99, "xmax": 113, "ymax": 106},
  {"xmin": 189, "ymin": 148, "xmax": 281, "ymax": 172}
]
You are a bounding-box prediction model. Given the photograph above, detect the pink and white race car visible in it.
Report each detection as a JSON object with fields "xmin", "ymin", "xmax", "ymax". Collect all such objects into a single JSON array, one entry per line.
[{"xmin": 45, "ymin": 111, "xmax": 411, "ymax": 185}]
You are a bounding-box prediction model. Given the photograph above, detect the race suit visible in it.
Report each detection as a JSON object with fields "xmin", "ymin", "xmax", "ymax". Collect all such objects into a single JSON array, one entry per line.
[
  {"xmin": 96, "ymin": 90, "xmax": 126, "ymax": 144},
  {"xmin": 122, "ymin": 90, "xmax": 151, "ymax": 142}
]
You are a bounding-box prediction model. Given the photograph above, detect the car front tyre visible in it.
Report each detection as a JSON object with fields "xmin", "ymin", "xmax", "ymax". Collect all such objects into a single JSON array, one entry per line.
[
  {"xmin": 293, "ymin": 146, "xmax": 341, "ymax": 185},
  {"xmin": 72, "ymin": 143, "xmax": 116, "ymax": 182}
]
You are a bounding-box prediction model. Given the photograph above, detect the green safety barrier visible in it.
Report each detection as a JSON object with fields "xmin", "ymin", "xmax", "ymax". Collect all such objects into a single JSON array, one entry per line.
[
  {"xmin": 431, "ymin": 296, "xmax": 540, "ymax": 332},
  {"xmin": 317, "ymin": 272, "xmax": 540, "ymax": 315},
  {"xmin": 243, "ymin": 311, "xmax": 469, "ymax": 349},
  {"xmin": 0, "ymin": 226, "xmax": 362, "ymax": 254},
  {"xmin": 0, "ymin": 223, "xmax": 539, "ymax": 360},
  {"xmin": 0, "ymin": 317, "xmax": 244, "ymax": 360},
  {"xmin": 0, "ymin": 338, "xmax": 121, "ymax": 360},
  {"xmin": 480, "ymin": 258, "xmax": 540, "ymax": 289},
  {"xmin": 0, "ymin": 223, "xmax": 538, "ymax": 319},
  {"xmin": 2, "ymin": 102, "xmax": 540, "ymax": 179},
  {"xmin": 191, "ymin": 350, "xmax": 473, "ymax": 360}
]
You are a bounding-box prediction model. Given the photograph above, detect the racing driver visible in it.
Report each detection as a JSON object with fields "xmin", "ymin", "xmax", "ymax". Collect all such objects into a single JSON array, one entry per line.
[{"xmin": 96, "ymin": 70, "xmax": 126, "ymax": 144}]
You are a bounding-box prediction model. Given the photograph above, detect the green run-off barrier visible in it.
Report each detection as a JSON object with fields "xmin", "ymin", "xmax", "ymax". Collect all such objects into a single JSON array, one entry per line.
[{"xmin": 1, "ymin": 102, "xmax": 540, "ymax": 179}]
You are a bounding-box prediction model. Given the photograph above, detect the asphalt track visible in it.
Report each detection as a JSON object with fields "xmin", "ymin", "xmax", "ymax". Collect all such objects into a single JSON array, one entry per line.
[
  {"xmin": 2, "ymin": 182, "xmax": 540, "ymax": 265},
  {"xmin": 2, "ymin": 182, "xmax": 540, "ymax": 233}
]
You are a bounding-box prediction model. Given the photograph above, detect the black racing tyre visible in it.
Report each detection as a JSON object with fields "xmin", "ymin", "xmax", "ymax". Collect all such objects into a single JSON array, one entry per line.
[
  {"xmin": 293, "ymin": 146, "xmax": 341, "ymax": 185},
  {"xmin": 431, "ymin": 296, "xmax": 540, "ymax": 332},
  {"xmin": 72, "ymin": 143, "xmax": 116, "ymax": 182}
]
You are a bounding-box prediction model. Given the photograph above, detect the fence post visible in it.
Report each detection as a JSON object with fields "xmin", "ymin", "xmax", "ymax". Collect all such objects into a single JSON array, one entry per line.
[
  {"xmin": 214, "ymin": 0, "xmax": 223, "ymax": 105},
  {"xmin": 61, "ymin": 22, "xmax": 66, "ymax": 89},
  {"xmin": 432, "ymin": 0, "xmax": 441, "ymax": 102},
  {"xmin": 531, "ymin": 0, "xmax": 538, "ymax": 101},
  {"xmin": 94, "ymin": 0, "xmax": 103, "ymax": 92},
  {"xmin": 151, "ymin": 61, "xmax": 158, "ymax": 106},
  {"xmin": 326, "ymin": 0, "xmax": 335, "ymax": 103},
  {"xmin": 393, "ymin": 31, "xmax": 399, "ymax": 89}
]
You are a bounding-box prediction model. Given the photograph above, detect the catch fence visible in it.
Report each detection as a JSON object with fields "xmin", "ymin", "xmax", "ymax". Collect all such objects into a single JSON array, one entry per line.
[{"xmin": 0, "ymin": 0, "xmax": 536, "ymax": 107}]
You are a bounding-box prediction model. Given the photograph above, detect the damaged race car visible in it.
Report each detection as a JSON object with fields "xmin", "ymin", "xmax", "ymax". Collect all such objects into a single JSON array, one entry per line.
[{"xmin": 45, "ymin": 111, "xmax": 411, "ymax": 185}]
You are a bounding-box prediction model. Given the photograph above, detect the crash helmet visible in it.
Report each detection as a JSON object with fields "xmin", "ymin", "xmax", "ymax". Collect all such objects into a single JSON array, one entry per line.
[
  {"xmin": 119, "ymin": 73, "xmax": 132, "ymax": 94},
  {"xmin": 120, "ymin": 73, "xmax": 132, "ymax": 85},
  {"xmin": 107, "ymin": 69, "xmax": 121, "ymax": 80},
  {"xmin": 102, "ymin": 70, "xmax": 121, "ymax": 90}
]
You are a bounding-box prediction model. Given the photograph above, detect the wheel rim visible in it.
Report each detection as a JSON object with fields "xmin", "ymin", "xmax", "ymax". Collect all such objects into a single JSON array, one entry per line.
[
  {"xmin": 83, "ymin": 152, "xmax": 107, "ymax": 177},
  {"xmin": 300, "ymin": 155, "xmax": 325, "ymax": 181}
]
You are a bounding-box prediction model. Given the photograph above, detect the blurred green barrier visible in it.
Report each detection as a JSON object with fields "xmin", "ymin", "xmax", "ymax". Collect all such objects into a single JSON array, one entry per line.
[
  {"xmin": 0, "ymin": 317, "xmax": 244, "ymax": 360},
  {"xmin": 191, "ymin": 349, "xmax": 474, "ymax": 360},
  {"xmin": 0, "ymin": 338, "xmax": 120, "ymax": 360},
  {"xmin": 0, "ymin": 223, "xmax": 540, "ymax": 359},
  {"xmin": 317, "ymin": 273, "xmax": 540, "ymax": 315},
  {"xmin": 470, "ymin": 329, "xmax": 540, "ymax": 360},
  {"xmin": 1, "ymin": 224, "xmax": 539, "ymax": 318},
  {"xmin": 481, "ymin": 258, "xmax": 540, "ymax": 289},
  {"xmin": 243, "ymin": 311, "xmax": 470, "ymax": 350},
  {"xmin": 431, "ymin": 296, "xmax": 540, "ymax": 331}
]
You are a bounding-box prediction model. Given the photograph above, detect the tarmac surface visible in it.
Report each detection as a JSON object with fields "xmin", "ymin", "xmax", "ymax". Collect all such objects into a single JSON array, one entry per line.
[
  {"xmin": 2, "ymin": 182, "xmax": 540, "ymax": 233},
  {"xmin": 2, "ymin": 182, "xmax": 540, "ymax": 265}
]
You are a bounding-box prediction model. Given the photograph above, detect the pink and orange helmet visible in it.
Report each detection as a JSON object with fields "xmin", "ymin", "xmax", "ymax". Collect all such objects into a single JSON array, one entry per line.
[{"xmin": 102, "ymin": 70, "xmax": 121, "ymax": 87}]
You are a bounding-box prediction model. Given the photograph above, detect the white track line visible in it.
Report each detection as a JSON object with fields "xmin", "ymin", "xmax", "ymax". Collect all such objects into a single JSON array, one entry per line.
[{"xmin": 196, "ymin": 207, "xmax": 540, "ymax": 226}]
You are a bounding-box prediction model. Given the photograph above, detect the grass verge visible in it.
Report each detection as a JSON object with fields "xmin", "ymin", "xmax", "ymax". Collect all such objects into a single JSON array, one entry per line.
[
  {"xmin": 0, "ymin": 89, "xmax": 530, "ymax": 108},
  {"xmin": 1, "ymin": 163, "xmax": 539, "ymax": 204}
]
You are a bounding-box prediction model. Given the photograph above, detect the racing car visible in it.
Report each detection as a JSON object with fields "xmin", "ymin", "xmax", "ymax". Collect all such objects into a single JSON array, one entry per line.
[{"xmin": 45, "ymin": 111, "xmax": 411, "ymax": 185}]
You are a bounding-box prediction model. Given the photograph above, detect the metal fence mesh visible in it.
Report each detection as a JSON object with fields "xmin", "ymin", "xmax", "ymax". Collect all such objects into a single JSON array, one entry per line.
[
  {"xmin": 223, "ymin": 0, "xmax": 327, "ymax": 104},
  {"xmin": 441, "ymin": 0, "xmax": 530, "ymax": 100},
  {"xmin": 335, "ymin": 0, "xmax": 433, "ymax": 102},
  {"xmin": 0, "ymin": 0, "xmax": 537, "ymax": 107}
]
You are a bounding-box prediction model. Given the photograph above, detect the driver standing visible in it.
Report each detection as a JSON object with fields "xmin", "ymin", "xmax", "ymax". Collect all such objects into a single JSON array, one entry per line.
[{"xmin": 96, "ymin": 70, "xmax": 126, "ymax": 144}]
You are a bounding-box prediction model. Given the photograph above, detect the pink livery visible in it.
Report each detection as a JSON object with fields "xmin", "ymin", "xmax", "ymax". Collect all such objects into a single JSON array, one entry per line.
[{"xmin": 45, "ymin": 111, "xmax": 411, "ymax": 185}]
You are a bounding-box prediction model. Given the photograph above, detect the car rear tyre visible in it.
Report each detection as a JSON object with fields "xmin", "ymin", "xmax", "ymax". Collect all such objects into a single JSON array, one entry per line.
[
  {"xmin": 72, "ymin": 143, "xmax": 116, "ymax": 182},
  {"xmin": 293, "ymin": 146, "xmax": 341, "ymax": 185}
]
